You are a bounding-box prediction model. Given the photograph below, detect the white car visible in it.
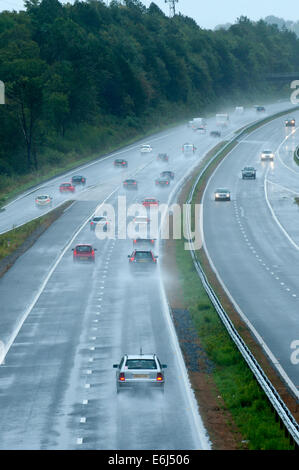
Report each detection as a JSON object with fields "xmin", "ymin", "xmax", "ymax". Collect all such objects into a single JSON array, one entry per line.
[
  {"xmin": 235, "ymin": 106, "xmax": 244, "ymax": 114},
  {"xmin": 260, "ymin": 150, "xmax": 274, "ymax": 161},
  {"xmin": 140, "ymin": 144, "xmax": 152, "ymax": 154},
  {"xmin": 35, "ymin": 195, "xmax": 53, "ymax": 207}
]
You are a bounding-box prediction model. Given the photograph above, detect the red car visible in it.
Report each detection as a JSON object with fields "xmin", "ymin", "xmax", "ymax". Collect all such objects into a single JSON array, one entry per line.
[
  {"xmin": 114, "ymin": 159, "xmax": 128, "ymax": 168},
  {"xmin": 59, "ymin": 182, "xmax": 75, "ymax": 193},
  {"xmin": 72, "ymin": 244, "xmax": 97, "ymax": 262},
  {"xmin": 142, "ymin": 197, "xmax": 159, "ymax": 208}
]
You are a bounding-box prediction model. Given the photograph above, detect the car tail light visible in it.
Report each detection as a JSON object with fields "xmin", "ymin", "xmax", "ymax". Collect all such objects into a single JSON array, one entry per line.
[
  {"xmin": 74, "ymin": 251, "xmax": 77, "ymax": 256},
  {"xmin": 133, "ymin": 239, "xmax": 137, "ymax": 244},
  {"xmin": 130, "ymin": 257, "xmax": 135, "ymax": 262},
  {"xmin": 156, "ymin": 373, "xmax": 163, "ymax": 381},
  {"xmin": 92, "ymin": 250, "xmax": 95, "ymax": 255},
  {"xmin": 133, "ymin": 182, "xmax": 136, "ymax": 184},
  {"xmin": 119, "ymin": 373, "xmax": 125, "ymax": 382}
]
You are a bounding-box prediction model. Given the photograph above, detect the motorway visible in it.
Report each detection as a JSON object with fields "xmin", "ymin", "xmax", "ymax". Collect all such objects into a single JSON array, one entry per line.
[
  {"xmin": 203, "ymin": 112, "xmax": 299, "ymax": 400},
  {"xmin": 0, "ymin": 101, "xmax": 295, "ymax": 449}
]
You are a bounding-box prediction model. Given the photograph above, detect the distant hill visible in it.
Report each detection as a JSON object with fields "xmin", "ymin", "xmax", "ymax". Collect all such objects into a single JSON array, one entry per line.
[
  {"xmin": 215, "ymin": 16, "xmax": 299, "ymax": 37},
  {"xmin": 264, "ymin": 16, "xmax": 299, "ymax": 37}
]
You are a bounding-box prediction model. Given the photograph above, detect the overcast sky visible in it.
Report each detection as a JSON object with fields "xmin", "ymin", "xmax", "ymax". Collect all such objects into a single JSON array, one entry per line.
[{"xmin": 0, "ymin": 0, "xmax": 298, "ymax": 29}]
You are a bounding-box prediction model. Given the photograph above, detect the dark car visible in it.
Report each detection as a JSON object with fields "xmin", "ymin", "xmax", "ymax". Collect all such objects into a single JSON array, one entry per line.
[
  {"xmin": 242, "ymin": 167, "xmax": 256, "ymax": 179},
  {"xmin": 59, "ymin": 182, "xmax": 75, "ymax": 193},
  {"xmin": 72, "ymin": 244, "xmax": 96, "ymax": 262},
  {"xmin": 71, "ymin": 175, "xmax": 86, "ymax": 186},
  {"xmin": 128, "ymin": 250, "xmax": 158, "ymax": 270},
  {"xmin": 256, "ymin": 106, "xmax": 266, "ymax": 113},
  {"xmin": 160, "ymin": 171, "xmax": 174, "ymax": 180},
  {"xmin": 210, "ymin": 130, "xmax": 221, "ymax": 138},
  {"xmin": 285, "ymin": 118, "xmax": 295, "ymax": 127},
  {"xmin": 123, "ymin": 179, "xmax": 138, "ymax": 190},
  {"xmin": 155, "ymin": 177, "xmax": 170, "ymax": 187},
  {"xmin": 157, "ymin": 153, "xmax": 169, "ymax": 162},
  {"xmin": 114, "ymin": 158, "xmax": 128, "ymax": 168},
  {"xmin": 90, "ymin": 216, "xmax": 108, "ymax": 232},
  {"xmin": 113, "ymin": 353, "xmax": 167, "ymax": 393}
]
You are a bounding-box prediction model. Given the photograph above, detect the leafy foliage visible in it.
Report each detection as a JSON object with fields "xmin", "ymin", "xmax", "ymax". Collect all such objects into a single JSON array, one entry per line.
[{"xmin": 0, "ymin": 2, "xmax": 299, "ymax": 176}]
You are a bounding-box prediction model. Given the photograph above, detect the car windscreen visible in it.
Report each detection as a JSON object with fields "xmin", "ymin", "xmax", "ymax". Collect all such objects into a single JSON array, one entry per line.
[
  {"xmin": 125, "ymin": 359, "xmax": 157, "ymax": 370},
  {"xmin": 76, "ymin": 245, "xmax": 92, "ymax": 253}
]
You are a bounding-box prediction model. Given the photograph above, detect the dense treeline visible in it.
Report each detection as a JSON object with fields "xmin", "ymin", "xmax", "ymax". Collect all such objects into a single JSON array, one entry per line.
[{"xmin": 0, "ymin": 0, "xmax": 299, "ymax": 181}]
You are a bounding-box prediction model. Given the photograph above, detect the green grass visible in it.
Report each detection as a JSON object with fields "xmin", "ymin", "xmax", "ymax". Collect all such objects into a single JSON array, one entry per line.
[
  {"xmin": 0, "ymin": 203, "xmax": 71, "ymax": 262},
  {"xmin": 175, "ymin": 235, "xmax": 294, "ymax": 450}
]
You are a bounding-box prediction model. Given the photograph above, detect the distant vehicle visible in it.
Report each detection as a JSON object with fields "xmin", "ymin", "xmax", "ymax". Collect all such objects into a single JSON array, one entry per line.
[
  {"xmin": 187, "ymin": 120, "xmax": 194, "ymax": 128},
  {"xmin": 285, "ymin": 118, "xmax": 295, "ymax": 127},
  {"xmin": 142, "ymin": 197, "xmax": 159, "ymax": 208},
  {"xmin": 216, "ymin": 113, "xmax": 229, "ymax": 127},
  {"xmin": 182, "ymin": 143, "xmax": 196, "ymax": 155},
  {"xmin": 242, "ymin": 167, "xmax": 256, "ymax": 179},
  {"xmin": 210, "ymin": 130, "xmax": 221, "ymax": 138},
  {"xmin": 255, "ymin": 106, "xmax": 266, "ymax": 113},
  {"xmin": 72, "ymin": 244, "xmax": 96, "ymax": 262},
  {"xmin": 114, "ymin": 158, "xmax": 128, "ymax": 168},
  {"xmin": 157, "ymin": 153, "xmax": 169, "ymax": 162},
  {"xmin": 123, "ymin": 178, "xmax": 138, "ymax": 189},
  {"xmin": 192, "ymin": 117, "xmax": 207, "ymax": 131},
  {"xmin": 133, "ymin": 215, "xmax": 150, "ymax": 227},
  {"xmin": 35, "ymin": 195, "xmax": 53, "ymax": 207},
  {"xmin": 235, "ymin": 106, "xmax": 244, "ymax": 114},
  {"xmin": 133, "ymin": 237, "xmax": 156, "ymax": 246},
  {"xmin": 59, "ymin": 182, "xmax": 75, "ymax": 193},
  {"xmin": 214, "ymin": 189, "xmax": 231, "ymax": 201},
  {"xmin": 160, "ymin": 170, "xmax": 174, "ymax": 180},
  {"xmin": 128, "ymin": 250, "xmax": 158, "ymax": 270},
  {"xmin": 71, "ymin": 175, "xmax": 86, "ymax": 186},
  {"xmin": 113, "ymin": 353, "xmax": 167, "ymax": 393},
  {"xmin": 90, "ymin": 216, "xmax": 108, "ymax": 232},
  {"xmin": 140, "ymin": 144, "xmax": 152, "ymax": 154},
  {"xmin": 155, "ymin": 177, "xmax": 170, "ymax": 187},
  {"xmin": 260, "ymin": 150, "xmax": 274, "ymax": 161}
]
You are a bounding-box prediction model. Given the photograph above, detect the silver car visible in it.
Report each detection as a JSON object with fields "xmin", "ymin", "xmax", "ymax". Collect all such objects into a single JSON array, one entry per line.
[
  {"xmin": 214, "ymin": 188, "xmax": 231, "ymax": 201},
  {"xmin": 260, "ymin": 150, "xmax": 274, "ymax": 161},
  {"xmin": 113, "ymin": 353, "xmax": 167, "ymax": 393}
]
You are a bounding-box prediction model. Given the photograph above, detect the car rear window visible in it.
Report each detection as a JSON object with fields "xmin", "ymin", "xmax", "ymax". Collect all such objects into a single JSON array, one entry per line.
[
  {"xmin": 125, "ymin": 359, "xmax": 157, "ymax": 370},
  {"xmin": 134, "ymin": 251, "xmax": 152, "ymax": 259},
  {"xmin": 38, "ymin": 196, "xmax": 48, "ymax": 200},
  {"xmin": 93, "ymin": 217, "xmax": 105, "ymax": 222},
  {"xmin": 76, "ymin": 245, "xmax": 92, "ymax": 253}
]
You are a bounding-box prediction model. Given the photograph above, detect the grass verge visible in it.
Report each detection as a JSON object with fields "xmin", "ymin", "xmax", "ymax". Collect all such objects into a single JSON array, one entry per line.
[
  {"xmin": 0, "ymin": 201, "xmax": 72, "ymax": 275},
  {"xmin": 175, "ymin": 236, "xmax": 294, "ymax": 450}
]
